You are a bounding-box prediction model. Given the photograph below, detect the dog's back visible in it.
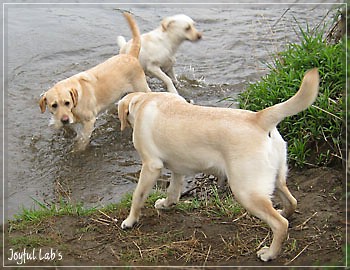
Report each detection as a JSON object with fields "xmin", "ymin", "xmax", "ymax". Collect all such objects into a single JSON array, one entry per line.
[{"xmin": 119, "ymin": 69, "xmax": 319, "ymax": 176}]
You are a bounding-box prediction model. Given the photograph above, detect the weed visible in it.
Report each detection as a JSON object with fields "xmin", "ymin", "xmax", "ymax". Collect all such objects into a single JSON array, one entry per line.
[
  {"xmin": 205, "ymin": 186, "xmax": 242, "ymax": 218},
  {"xmin": 113, "ymin": 189, "xmax": 166, "ymax": 212},
  {"xmin": 9, "ymin": 190, "xmax": 167, "ymax": 230},
  {"xmin": 13, "ymin": 197, "xmax": 95, "ymax": 225},
  {"xmin": 9, "ymin": 235, "xmax": 55, "ymax": 250},
  {"xmin": 177, "ymin": 198, "xmax": 202, "ymax": 211},
  {"xmin": 145, "ymin": 189, "xmax": 166, "ymax": 206},
  {"xmin": 177, "ymin": 185, "xmax": 242, "ymax": 218},
  {"xmin": 236, "ymin": 20, "xmax": 344, "ymax": 168},
  {"xmin": 287, "ymin": 239, "xmax": 298, "ymax": 253},
  {"xmin": 114, "ymin": 192, "xmax": 133, "ymax": 211}
]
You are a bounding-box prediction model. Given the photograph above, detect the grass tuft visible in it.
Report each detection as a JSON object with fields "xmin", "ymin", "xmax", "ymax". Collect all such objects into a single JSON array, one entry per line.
[
  {"xmin": 12, "ymin": 197, "xmax": 96, "ymax": 226},
  {"xmin": 177, "ymin": 185, "xmax": 242, "ymax": 218},
  {"xmin": 236, "ymin": 20, "xmax": 345, "ymax": 168}
]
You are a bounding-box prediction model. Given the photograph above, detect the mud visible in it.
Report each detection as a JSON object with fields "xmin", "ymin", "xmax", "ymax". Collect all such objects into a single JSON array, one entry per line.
[{"xmin": 5, "ymin": 167, "xmax": 346, "ymax": 268}]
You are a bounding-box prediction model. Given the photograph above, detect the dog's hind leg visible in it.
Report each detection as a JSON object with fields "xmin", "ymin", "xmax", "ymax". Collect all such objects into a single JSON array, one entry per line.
[
  {"xmin": 227, "ymin": 169, "xmax": 288, "ymax": 261},
  {"xmin": 235, "ymin": 191, "xmax": 288, "ymax": 261},
  {"xmin": 275, "ymin": 164, "xmax": 297, "ymax": 218},
  {"xmin": 250, "ymin": 195, "xmax": 288, "ymax": 261},
  {"xmin": 165, "ymin": 67, "xmax": 179, "ymax": 87},
  {"xmin": 132, "ymin": 72, "xmax": 152, "ymax": 93},
  {"xmin": 155, "ymin": 172, "xmax": 184, "ymax": 209},
  {"xmin": 147, "ymin": 66, "xmax": 178, "ymax": 94},
  {"xmin": 121, "ymin": 162, "xmax": 161, "ymax": 229}
]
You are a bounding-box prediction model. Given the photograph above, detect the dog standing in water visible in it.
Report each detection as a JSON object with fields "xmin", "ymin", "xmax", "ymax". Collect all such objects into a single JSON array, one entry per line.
[
  {"xmin": 118, "ymin": 14, "xmax": 202, "ymax": 94},
  {"xmin": 39, "ymin": 13, "xmax": 151, "ymax": 151}
]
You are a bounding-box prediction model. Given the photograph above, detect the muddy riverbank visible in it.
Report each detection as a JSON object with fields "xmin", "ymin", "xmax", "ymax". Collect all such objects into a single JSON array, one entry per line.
[{"xmin": 5, "ymin": 166, "xmax": 346, "ymax": 267}]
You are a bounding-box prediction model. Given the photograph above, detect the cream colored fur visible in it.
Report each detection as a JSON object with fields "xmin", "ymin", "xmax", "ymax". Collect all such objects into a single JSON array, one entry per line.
[
  {"xmin": 39, "ymin": 13, "xmax": 151, "ymax": 151},
  {"xmin": 118, "ymin": 69, "xmax": 319, "ymax": 261},
  {"xmin": 117, "ymin": 14, "xmax": 202, "ymax": 94}
]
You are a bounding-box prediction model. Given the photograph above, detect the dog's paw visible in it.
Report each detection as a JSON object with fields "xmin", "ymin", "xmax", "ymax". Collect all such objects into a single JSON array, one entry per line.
[
  {"xmin": 257, "ymin": 246, "xmax": 277, "ymax": 262},
  {"xmin": 154, "ymin": 198, "xmax": 168, "ymax": 209},
  {"xmin": 277, "ymin": 209, "xmax": 284, "ymax": 215},
  {"xmin": 154, "ymin": 198, "xmax": 175, "ymax": 209},
  {"xmin": 121, "ymin": 218, "xmax": 137, "ymax": 230},
  {"xmin": 72, "ymin": 140, "xmax": 89, "ymax": 152}
]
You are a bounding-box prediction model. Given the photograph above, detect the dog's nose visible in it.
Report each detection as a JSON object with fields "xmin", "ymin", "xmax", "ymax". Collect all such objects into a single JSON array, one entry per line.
[
  {"xmin": 61, "ymin": 115, "xmax": 70, "ymax": 125},
  {"xmin": 197, "ymin": 32, "xmax": 202, "ymax": 39}
]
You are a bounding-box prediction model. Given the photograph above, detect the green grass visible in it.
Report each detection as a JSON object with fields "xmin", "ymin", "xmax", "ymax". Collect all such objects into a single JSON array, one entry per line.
[
  {"xmin": 112, "ymin": 186, "xmax": 241, "ymax": 219},
  {"xmin": 237, "ymin": 21, "xmax": 345, "ymax": 168},
  {"xmin": 203, "ymin": 185, "xmax": 242, "ymax": 218},
  {"xmin": 111, "ymin": 188, "xmax": 166, "ymax": 212},
  {"xmin": 13, "ymin": 197, "xmax": 96, "ymax": 225},
  {"xmin": 10, "ymin": 186, "xmax": 241, "ymax": 230},
  {"xmin": 177, "ymin": 185, "xmax": 243, "ymax": 218},
  {"xmin": 9, "ymin": 235, "xmax": 56, "ymax": 249},
  {"xmin": 9, "ymin": 189, "xmax": 242, "ymax": 263}
]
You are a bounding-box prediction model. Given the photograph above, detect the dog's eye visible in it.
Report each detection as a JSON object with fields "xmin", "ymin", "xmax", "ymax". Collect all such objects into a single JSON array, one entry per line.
[
  {"xmin": 52, "ymin": 103, "xmax": 58, "ymax": 109},
  {"xmin": 65, "ymin": 101, "xmax": 70, "ymax": 106},
  {"xmin": 185, "ymin": 25, "xmax": 191, "ymax": 31}
]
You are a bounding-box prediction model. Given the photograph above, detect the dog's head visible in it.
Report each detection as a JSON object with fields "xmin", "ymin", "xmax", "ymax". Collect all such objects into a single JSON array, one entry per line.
[
  {"xmin": 39, "ymin": 80, "xmax": 78, "ymax": 129},
  {"xmin": 161, "ymin": 14, "xmax": 202, "ymax": 42},
  {"xmin": 118, "ymin": 92, "xmax": 146, "ymax": 131}
]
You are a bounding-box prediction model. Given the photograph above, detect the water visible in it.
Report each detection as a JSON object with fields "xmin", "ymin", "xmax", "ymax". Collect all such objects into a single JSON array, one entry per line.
[{"xmin": 4, "ymin": 3, "xmax": 337, "ymax": 220}]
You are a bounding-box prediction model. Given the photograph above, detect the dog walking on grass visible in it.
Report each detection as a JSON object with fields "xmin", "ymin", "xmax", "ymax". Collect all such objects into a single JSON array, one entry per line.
[{"xmin": 118, "ymin": 69, "xmax": 319, "ymax": 261}]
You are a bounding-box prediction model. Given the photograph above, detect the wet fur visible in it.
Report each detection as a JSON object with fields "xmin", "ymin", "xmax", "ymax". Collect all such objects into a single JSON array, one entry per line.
[
  {"xmin": 39, "ymin": 13, "xmax": 151, "ymax": 151},
  {"xmin": 117, "ymin": 14, "xmax": 202, "ymax": 94}
]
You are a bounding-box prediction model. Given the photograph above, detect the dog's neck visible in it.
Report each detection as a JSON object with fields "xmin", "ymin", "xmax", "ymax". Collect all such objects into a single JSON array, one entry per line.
[{"xmin": 157, "ymin": 27, "xmax": 186, "ymax": 54}]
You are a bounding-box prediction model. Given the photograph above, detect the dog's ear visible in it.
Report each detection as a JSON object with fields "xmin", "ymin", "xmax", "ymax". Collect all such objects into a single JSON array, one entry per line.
[
  {"xmin": 70, "ymin": 88, "xmax": 78, "ymax": 107},
  {"xmin": 118, "ymin": 99, "xmax": 130, "ymax": 132},
  {"xmin": 79, "ymin": 72, "xmax": 92, "ymax": 82},
  {"xmin": 161, "ymin": 17, "xmax": 174, "ymax": 31},
  {"xmin": 39, "ymin": 94, "xmax": 47, "ymax": 113}
]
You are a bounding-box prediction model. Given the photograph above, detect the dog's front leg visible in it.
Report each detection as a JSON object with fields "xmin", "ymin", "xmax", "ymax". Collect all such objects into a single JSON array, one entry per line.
[
  {"xmin": 155, "ymin": 172, "xmax": 184, "ymax": 209},
  {"xmin": 74, "ymin": 118, "xmax": 96, "ymax": 151},
  {"xmin": 121, "ymin": 163, "xmax": 161, "ymax": 229}
]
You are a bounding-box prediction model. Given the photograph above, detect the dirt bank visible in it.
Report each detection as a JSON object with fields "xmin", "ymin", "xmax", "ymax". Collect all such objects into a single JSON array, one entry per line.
[{"xmin": 4, "ymin": 167, "xmax": 346, "ymax": 268}]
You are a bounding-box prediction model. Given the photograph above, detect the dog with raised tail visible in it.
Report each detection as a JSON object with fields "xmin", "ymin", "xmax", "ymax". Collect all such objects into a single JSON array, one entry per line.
[
  {"xmin": 39, "ymin": 12, "xmax": 151, "ymax": 151},
  {"xmin": 118, "ymin": 69, "xmax": 319, "ymax": 261},
  {"xmin": 117, "ymin": 14, "xmax": 202, "ymax": 94}
]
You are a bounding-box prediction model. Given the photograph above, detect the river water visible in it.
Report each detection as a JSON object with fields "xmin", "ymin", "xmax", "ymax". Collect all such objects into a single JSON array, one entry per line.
[{"xmin": 3, "ymin": 2, "xmax": 338, "ymax": 220}]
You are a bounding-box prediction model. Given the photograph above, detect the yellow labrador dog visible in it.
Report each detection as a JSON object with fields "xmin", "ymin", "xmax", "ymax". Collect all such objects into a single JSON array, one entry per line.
[
  {"xmin": 39, "ymin": 13, "xmax": 151, "ymax": 151},
  {"xmin": 117, "ymin": 14, "xmax": 202, "ymax": 94},
  {"xmin": 118, "ymin": 69, "xmax": 319, "ymax": 261}
]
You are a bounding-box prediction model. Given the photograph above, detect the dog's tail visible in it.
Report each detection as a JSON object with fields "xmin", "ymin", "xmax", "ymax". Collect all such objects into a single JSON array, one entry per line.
[
  {"xmin": 122, "ymin": 12, "xmax": 141, "ymax": 58},
  {"xmin": 255, "ymin": 68, "xmax": 319, "ymax": 132}
]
